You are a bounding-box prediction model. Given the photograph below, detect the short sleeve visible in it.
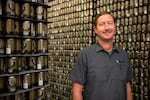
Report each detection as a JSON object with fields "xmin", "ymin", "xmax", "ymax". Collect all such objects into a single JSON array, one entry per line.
[
  {"xmin": 126, "ymin": 57, "xmax": 133, "ymax": 82},
  {"xmin": 69, "ymin": 49, "xmax": 87, "ymax": 86},
  {"xmin": 124, "ymin": 50, "xmax": 133, "ymax": 82}
]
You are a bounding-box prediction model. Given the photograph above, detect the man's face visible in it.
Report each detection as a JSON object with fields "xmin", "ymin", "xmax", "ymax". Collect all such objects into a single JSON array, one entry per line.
[{"xmin": 94, "ymin": 14, "xmax": 116, "ymax": 41}]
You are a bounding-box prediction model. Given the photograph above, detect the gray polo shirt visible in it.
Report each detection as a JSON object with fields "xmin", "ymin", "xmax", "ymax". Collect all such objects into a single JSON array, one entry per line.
[{"xmin": 70, "ymin": 43, "xmax": 132, "ymax": 100}]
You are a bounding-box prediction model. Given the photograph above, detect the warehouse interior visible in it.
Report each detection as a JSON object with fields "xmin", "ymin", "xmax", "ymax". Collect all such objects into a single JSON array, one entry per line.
[{"xmin": 0, "ymin": 0, "xmax": 149, "ymax": 100}]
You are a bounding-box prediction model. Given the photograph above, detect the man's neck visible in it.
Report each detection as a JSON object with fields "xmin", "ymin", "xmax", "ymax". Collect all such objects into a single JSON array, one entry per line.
[{"xmin": 98, "ymin": 39, "xmax": 113, "ymax": 52}]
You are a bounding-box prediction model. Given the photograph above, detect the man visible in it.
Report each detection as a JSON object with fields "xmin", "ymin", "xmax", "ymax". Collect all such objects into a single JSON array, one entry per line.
[{"xmin": 70, "ymin": 12, "xmax": 133, "ymax": 100}]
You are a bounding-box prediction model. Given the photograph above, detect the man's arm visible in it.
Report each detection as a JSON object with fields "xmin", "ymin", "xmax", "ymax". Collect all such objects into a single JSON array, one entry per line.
[
  {"xmin": 72, "ymin": 82, "xmax": 83, "ymax": 100},
  {"xmin": 127, "ymin": 82, "xmax": 132, "ymax": 100}
]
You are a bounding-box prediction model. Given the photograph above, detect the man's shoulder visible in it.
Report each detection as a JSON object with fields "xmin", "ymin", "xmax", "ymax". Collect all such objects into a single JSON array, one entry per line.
[
  {"xmin": 115, "ymin": 47, "xmax": 129, "ymax": 58},
  {"xmin": 116, "ymin": 47, "xmax": 127, "ymax": 53},
  {"xmin": 82, "ymin": 44, "xmax": 96, "ymax": 52}
]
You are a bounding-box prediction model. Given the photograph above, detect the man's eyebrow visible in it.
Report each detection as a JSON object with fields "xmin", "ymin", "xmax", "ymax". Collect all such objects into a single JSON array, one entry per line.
[
  {"xmin": 99, "ymin": 21, "xmax": 113, "ymax": 23},
  {"xmin": 99, "ymin": 22, "xmax": 105, "ymax": 23},
  {"xmin": 108, "ymin": 21, "xmax": 114, "ymax": 22}
]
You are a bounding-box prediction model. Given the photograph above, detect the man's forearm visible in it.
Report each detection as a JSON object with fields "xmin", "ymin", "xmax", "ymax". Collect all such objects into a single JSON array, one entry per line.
[
  {"xmin": 127, "ymin": 82, "xmax": 132, "ymax": 100},
  {"xmin": 72, "ymin": 82, "xmax": 83, "ymax": 100},
  {"xmin": 72, "ymin": 91, "xmax": 83, "ymax": 100}
]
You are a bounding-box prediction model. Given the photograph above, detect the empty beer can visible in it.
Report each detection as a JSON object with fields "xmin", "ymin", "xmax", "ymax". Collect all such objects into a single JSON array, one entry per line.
[
  {"xmin": 16, "ymin": 39, "xmax": 21, "ymax": 53},
  {"xmin": 21, "ymin": 3, "xmax": 30, "ymax": 18},
  {"xmin": 37, "ymin": 23, "xmax": 45, "ymax": 36},
  {"xmin": 38, "ymin": 72, "xmax": 44, "ymax": 86},
  {"xmin": 6, "ymin": 38, "xmax": 15, "ymax": 54},
  {"xmin": 22, "ymin": 21, "xmax": 31, "ymax": 36},
  {"xmin": 37, "ymin": 39, "xmax": 44, "ymax": 53},
  {"xmin": 21, "ymin": 57, "xmax": 28, "ymax": 70},
  {"xmin": 30, "ymin": 6, "xmax": 35, "ymax": 18},
  {"xmin": 0, "ymin": 39, "xmax": 5, "ymax": 54},
  {"xmin": 5, "ymin": 0, "xmax": 15, "ymax": 16},
  {"xmin": 23, "ymin": 74, "xmax": 31, "ymax": 89},
  {"xmin": 7, "ymin": 57, "xmax": 17, "ymax": 73},
  {"xmin": 0, "ymin": 58, "xmax": 4, "ymax": 73},
  {"xmin": 31, "ymin": 39, "xmax": 37, "ymax": 53},
  {"xmin": 38, "ymin": 88, "xmax": 45, "ymax": 100},
  {"xmin": 22, "ymin": 39, "xmax": 31, "ymax": 54},
  {"xmin": 31, "ymin": 23, "xmax": 36, "ymax": 37},
  {"xmin": 37, "ymin": 56, "xmax": 44, "ymax": 69},
  {"xmin": 14, "ymin": 21, "xmax": 20, "ymax": 35},
  {"xmin": 36, "ymin": 6, "xmax": 44, "ymax": 20},
  {"xmin": 15, "ymin": 2, "xmax": 20, "ymax": 17},
  {"xmin": 8, "ymin": 76, "xmax": 16, "ymax": 92},
  {"xmin": 6, "ymin": 19, "xmax": 15, "ymax": 34},
  {"xmin": 29, "ymin": 56, "xmax": 36, "ymax": 69}
]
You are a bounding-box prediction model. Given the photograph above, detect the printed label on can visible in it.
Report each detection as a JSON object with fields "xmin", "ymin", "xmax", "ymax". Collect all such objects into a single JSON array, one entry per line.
[
  {"xmin": 37, "ymin": 64, "xmax": 41, "ymax": 69},
  {"xmin": 10, "ymin": 87, "xmax": 16, "ymax": 92},
  {"xmin": 6, "ymin": 48, "xmax": 11, "ymax": 54},
  {"xmin": 23, "ymin": 82, "xmax": 28, "ymax": 89},
  {"xmin": 39, "ymin": 80, "xmax": 43, "ymax": 86}
]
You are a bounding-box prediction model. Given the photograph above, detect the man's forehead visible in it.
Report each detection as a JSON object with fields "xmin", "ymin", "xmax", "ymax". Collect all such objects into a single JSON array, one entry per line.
[{"xmin": 98, "ymin": 14, "xmax": 114, "ymax": 22}]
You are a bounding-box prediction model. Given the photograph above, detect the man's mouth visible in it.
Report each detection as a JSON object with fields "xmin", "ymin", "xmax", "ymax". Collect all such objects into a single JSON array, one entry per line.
[{"xmin": 103, "ymin": 30, "xmax": 112, "ymax": 34}]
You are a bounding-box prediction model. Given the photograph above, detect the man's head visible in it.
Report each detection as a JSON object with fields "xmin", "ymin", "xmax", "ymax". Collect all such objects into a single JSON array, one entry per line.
[
  {"xmin": 93, "ymin": 12, "xmax": 116, "ymax": 26},
  {"xmin": 94, "ymin": 12, "xmax": 116, "ymax": 42}
]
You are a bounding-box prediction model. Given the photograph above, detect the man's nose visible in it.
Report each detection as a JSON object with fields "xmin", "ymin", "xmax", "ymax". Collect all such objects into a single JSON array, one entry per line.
[{"xmin": 105, "ymin": 23, "xmax": 109, "ymax": 29}]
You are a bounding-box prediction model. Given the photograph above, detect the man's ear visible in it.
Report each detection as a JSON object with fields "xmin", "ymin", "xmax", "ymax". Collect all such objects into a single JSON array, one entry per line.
[
  {"xmin": 93, "ymin": 26, "xmax": 97, "ymax": 34},
  {"xmin": 93, "ymin": 25, "xmax": 96, "ymax": 32}
]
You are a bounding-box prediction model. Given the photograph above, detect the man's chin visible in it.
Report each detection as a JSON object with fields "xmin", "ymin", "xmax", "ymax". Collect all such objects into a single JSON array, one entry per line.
[{"xmin": 103, "ymin": 38, "xmax": 113, "ymax": 42}]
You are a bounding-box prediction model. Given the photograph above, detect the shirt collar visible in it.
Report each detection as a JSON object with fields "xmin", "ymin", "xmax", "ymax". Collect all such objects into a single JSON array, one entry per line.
[{"xmin": 95, "ymin": 42, "xmax": 119, "ymax": 53}]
